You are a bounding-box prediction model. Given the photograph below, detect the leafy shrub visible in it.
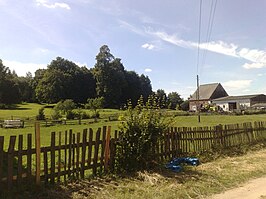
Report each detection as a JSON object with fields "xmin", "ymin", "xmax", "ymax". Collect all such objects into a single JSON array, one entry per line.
[
  {"xmin": 115, "ymin": 95, "xmax": 172, "ymax": 172},
  {"xmin": 51, "ymin": 109, "xmax": 61, "ymax": 120},
  {"xmin": 91, "ymin": 111, "xmax": 100, "ymax": 119},
  {"xmin": 36, "ymin": 107, "xmax": 46, "ymax": 120},
  {"xmin": 81, "ymin": 112, "xmax": 91, "ymax": 119},
  {"xmin": 66, "ymin": 111, "xmax": 75, "ymax": 120}
]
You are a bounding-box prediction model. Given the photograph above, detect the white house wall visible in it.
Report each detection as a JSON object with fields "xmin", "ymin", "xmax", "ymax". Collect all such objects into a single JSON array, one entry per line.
[
  {"xmin": 216, "ymin": 102, "xmax": 229, "ymax": 111},
  {"xmin": 214, "ymin": 99, "xmax": 251, "ymax": 111}
]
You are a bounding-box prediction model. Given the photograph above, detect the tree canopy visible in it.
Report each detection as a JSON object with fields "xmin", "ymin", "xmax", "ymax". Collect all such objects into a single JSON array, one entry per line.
[
  {"xmin": 0, "ymin": 45, "xmax": 183, "ymax": 109},
  {"xmin": 0, "ymin": 60, "xmax": 20, "ymax": 104}
]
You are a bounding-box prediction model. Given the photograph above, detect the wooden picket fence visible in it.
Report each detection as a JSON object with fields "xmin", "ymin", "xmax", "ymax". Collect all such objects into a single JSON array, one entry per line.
[
  {"xmin": 0, "ymin": 125, "xmax": 117, "ymax": 193},
  {"xmin": 157, "ymin": 121, "xmax": 266, "ymax": 161},
  {"xmin": 0, "ymin": 121, "xmax": 266, "ymax": 193}
]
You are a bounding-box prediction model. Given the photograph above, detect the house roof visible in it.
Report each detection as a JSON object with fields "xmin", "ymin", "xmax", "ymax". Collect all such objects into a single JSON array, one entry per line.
[
  {"xmin": 190, "ymin": 83, "xmax": 226, "ymax": 100},
  {"xmin": 213, "ymin": 94, "xmax": 264, "ymax": 102}
]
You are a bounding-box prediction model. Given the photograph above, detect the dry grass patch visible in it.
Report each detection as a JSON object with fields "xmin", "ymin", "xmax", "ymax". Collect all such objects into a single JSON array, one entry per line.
[{"xmin": 14, "ymin": 146, "xmax": 266, "ymax": 199}]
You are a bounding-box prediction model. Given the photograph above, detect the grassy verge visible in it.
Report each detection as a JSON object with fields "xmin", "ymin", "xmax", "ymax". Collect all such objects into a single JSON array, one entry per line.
[{"xmin": 14, "ymin": 143, "xmax": 266, "ymax": 199}]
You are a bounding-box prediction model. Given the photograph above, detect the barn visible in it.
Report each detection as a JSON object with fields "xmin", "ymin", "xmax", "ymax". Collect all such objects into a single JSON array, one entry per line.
[{"xmin": 189, "ymin": 83, "xmax": 228, "ymax": 111}]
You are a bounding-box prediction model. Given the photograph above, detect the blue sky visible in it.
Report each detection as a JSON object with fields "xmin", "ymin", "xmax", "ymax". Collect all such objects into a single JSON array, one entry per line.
[{"xmin": 0, "ymin": 0, "xmax": 266, "ymax": 99}]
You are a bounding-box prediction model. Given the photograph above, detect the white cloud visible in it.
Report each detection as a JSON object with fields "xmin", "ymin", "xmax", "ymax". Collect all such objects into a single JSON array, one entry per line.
[
  {"xmin": 223, "ymin": 80, "xmax": 252, "ymax": 91},
  {"xmin": 242, "ymin": 62, "xmax": 266, "ymax": 69},
  {"xmin": 238, "ymin": 48, "xmax": 266, "ymax": 63},
  {"xmin": 118, "ymin": 20, "xmax": 145, "ymax": 36},
  {"xmin": 147, "ymin": 29, "xmax": 266, "ymax": 67},
  {"xmin": 36, "ymin": 0, "xmax": 71, "ymax": 10},
  {"xmin": 144, "ymin": 68, "xmax": 152, "ymax": 72},
  {"xmin": 3, "ymin": 60, "xmax": 47, "ymax": 77},
  {"xmin": 121, "ymin": 21, "xmax": 266, "ymax": 70},
  {"xmin": 141, "ymin": 43, "xmax": 155, "ymax": 50},
  {"xmin": 148, "ymin": 30, "xmax": 194, "ymax": 49},
  {"xmin": 199, "ymin": 41, "xmax": 239, "ymax": 57}
]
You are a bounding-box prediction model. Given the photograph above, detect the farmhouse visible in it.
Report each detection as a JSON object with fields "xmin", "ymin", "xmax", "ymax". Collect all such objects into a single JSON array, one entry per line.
[
  {"xmin": 212, "ymin": 94, "xmax": 266, "ymax": 111},
  {"xmin": 189, "ymin": 83, "xmax": 228, "ymax": 111}
]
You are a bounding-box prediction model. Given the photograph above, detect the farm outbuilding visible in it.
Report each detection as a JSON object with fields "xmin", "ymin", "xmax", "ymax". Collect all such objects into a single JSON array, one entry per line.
[
  {"xmin": 212, "ymin": 94, "xmax": 266, "ymax": 112},
  {"xmin": 189, "ymin": 83, "xmax": 228, "ymax": 111}
]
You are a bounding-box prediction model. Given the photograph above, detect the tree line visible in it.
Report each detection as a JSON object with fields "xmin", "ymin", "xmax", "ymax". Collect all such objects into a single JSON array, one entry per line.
[{"xmin": 0, "ymin": 45, "xmax": 187, "ymax": 110}]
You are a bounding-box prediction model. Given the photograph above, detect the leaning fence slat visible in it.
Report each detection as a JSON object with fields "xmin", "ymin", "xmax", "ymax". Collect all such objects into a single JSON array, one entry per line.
[
  {"xmin": 27, "ymin": 134, "xmax": 32, "ymax": 182},
  {"xmin": 17, "ymin": 135, "xmax": 23, "ymax": 186},
  {"xmin": 57, "ymin": 132, "xmax": 62, "ymax": 183},
  {"xmin": 35, "ymin": 122, "xmax": 41, "ymax": 186},
  {"xmin": 100, "ymin": 126, "xmax": 107, "ymax": 172},
  {"xmin": 0, "ymin": 136, "xmax": 4, "ymax": 190},
  {"xmin": 43, "ymin": 147, "xmax": 48, "ymax": 184},
  {"xmin": 8, "ymin": 136, "xmax": 16, "ymax": 192},
  {"xmin": 81, "ymin": 129, "xmax": 87, "ymax": 179},
  {"xmin": 50, "ymin": 132, "xmax": 56, "ymax": 184},
  {"xmin": 93, "ymin": 128, "xmax": 101, "ymax": 175},
  {"xmin": 76, "ymin": 133, "xmax": 81, "ymax": 179},
  {"xmin": 72, "ymin": 133, "xmax": 76, "ymax": 177},
  {"xmin": 64, "ymin": 131, "xmax": 67, "ymax": 183},
  {"xmin": 68, "ymin": 130, "xmax": 73, "ymax": 179},
  {"xmin": 109, "ymin": 138, "xmax": 116, "ymax": 172},
  {"xmin": 87, "ymin": 129, "xmax": 93, "ymax": 168}
]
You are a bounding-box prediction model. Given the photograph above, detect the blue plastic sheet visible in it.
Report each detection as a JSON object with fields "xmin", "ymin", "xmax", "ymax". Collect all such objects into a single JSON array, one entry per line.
[{"xmin": 165, "ymin": 157, "xmax": 200, "ymax": 172}]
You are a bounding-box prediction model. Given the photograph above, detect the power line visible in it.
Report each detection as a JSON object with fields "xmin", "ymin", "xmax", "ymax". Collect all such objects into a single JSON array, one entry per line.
[
  {"xmin": 201, "ymin": 0, "xmax": 218, "ymax": 74},
  {"xmin": 196, "ymin": 0, "xmax": 203, "ymax": 75},
  {"xmin": 196, "ymin": 0, "xmax": 202, "ymax": 123}
]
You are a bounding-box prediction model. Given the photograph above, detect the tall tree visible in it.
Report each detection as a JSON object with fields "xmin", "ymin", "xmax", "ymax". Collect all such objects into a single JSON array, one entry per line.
[
  {"xmin": 35, "ymin": 57, "xmax": 95, "ymax": 103},
  {"xmin": 93, "ymin": 45, "xmax": 127, "ymax": 108},
  {"xmin": 155, "ymin": 89, "xmax": 167, "ymax": 108},
  {"xmin": 122, "ymin": 71, "xmax": 142, "ymax": 106},
  {"xmin": 0, "ymin": 59, "xmax": 20, "ymax": 104},
  {"xmin": 139, "ymin": 74, "xmax": 152, "ymax": 101},
  {"xmin": 15, "ymin": 72, "xmax": 34, "ymax": 102},
  {"xmin": 168, "ymin": 92, "xmax": 184, "ymax": 110}
]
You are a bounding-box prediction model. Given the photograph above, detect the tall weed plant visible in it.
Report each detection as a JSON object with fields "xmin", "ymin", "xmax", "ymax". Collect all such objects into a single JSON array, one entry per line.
[{"xmin": 116, "ymin": 95, "xmax": 172, "ymax": 172}]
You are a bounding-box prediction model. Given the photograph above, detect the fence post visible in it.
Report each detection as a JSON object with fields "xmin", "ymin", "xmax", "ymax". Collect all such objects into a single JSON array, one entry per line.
[
  {"xmin": 35, "ymin": 122, "xmax": 41, "ymax": 186},
  {"xmin": 104, "ymin": 126, "xmax": 111, "ymax": 172}
]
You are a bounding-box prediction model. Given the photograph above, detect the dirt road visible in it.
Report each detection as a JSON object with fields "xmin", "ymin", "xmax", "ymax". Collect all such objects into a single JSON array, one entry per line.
[{"xmin": 210, "ymin": 176, "xmax": 266, "ymax": 199}]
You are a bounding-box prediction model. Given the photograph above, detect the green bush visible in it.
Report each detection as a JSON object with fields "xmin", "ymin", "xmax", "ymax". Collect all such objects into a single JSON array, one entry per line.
[
  {"xmin": 81, "ymin": 112, "xmax": 91, "ymax": 119},
  {"xmin": 115, "ymin": 95, "xmax": 172, "ymax": 172},
  {"xmin": 36, "ymin": 107, "xmax": 46, "ymax": 120},
  {"xmin": 66, "ymin": 111, "xmax": 75, "ymax": 120},
  {"xmin": 51, "ymin": 109, "xmax": 61, "ymax": 120}
]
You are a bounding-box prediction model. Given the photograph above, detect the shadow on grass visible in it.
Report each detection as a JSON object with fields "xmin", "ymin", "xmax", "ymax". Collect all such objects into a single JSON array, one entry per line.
[
  {"xmin": 12, "ymin": 177, "xmax": 114, "ymax": 199},
  {"xmin": 0, "ymin": 104, "xmax": 31, "ymax": 110}
]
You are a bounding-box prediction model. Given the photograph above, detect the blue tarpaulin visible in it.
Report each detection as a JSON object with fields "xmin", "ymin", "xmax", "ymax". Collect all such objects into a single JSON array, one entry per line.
[{"xmin": 165, "ymin": 157, "xmax": 200, "ymax": 172}]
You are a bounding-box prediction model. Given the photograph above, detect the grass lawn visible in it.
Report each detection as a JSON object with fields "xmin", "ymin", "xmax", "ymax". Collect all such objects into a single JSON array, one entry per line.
[
  {"xmin": 172, "ymin": 114, "xmax": 266, "ymax": 127},
  {"xmin": 1, "ymin": 103, "xmax": 266, "ymax": 149},
  {"xmin": 14, "ymin": 144, "xmax": 266, "ymax": 199}
]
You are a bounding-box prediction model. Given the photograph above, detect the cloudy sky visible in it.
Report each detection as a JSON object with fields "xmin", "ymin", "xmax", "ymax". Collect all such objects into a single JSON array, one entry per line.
[{"xmin": 0, "ymin": 0, "xmax": 266, "ymax": 98}]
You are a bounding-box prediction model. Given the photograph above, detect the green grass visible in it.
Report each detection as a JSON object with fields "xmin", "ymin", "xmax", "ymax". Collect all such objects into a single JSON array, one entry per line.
[
  {"xmin": 1, "ymin": 103, "xmax": 266, "ymax": 150},
  {"xmin": 172, "ymin": 114, "xmax": 266, "ymax": 127},
  {"xmin": 0, "ymin": 121, "xmax": 121, "ymax": 150},
  {"xmin": 0, "ymin": 103, "xmax": 47, "ymax": 120}
]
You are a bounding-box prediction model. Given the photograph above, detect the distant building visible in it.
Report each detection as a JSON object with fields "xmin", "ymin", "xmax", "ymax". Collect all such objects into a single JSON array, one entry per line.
[
  {"xmin": 212, "ymin": 94, "xmax": 266, "ymax": 111},
  {"xmin": 189, "ymin": 83, "xmax": 228, "ymax": 111}
]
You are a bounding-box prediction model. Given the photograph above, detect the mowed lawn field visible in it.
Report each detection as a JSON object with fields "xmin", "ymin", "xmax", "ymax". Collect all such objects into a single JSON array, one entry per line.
[{"xmin": 0, "ymin": 103, "xmax": 266, "ymax": 149}]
